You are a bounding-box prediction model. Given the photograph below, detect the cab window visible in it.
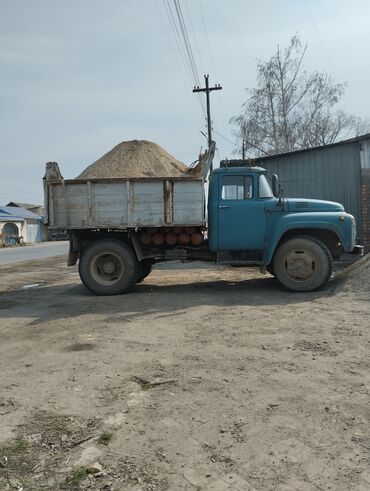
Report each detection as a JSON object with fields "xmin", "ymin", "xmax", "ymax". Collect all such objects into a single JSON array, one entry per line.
[
  {"xmin": 221, "ymin": 176, "xmax": 253, "ymax": 200},
  {"xmin": 258, "ymin": 174, "xmax": 274, "ymax": 198}
]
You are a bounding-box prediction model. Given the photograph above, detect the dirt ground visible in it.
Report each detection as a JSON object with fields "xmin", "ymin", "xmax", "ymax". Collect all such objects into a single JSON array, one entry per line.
[{"xmin": 0, "ymin": 256, "xmax": 369, "ymax": 491}]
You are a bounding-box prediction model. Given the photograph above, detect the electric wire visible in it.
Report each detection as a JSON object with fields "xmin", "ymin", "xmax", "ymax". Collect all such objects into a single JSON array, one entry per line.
[
  {"xmin": 163, "ymin": 0, "xmax": 206, "ymax": 118},
  {"xmin": 197, "ymin": 0, "xmax": 225, "ymax": 148},
  {"xmin": 303, "ymin": 0, "xmax": 335, "ymax": 74},
  {"xmin": 163, "ymin": 0, "xmax": 196, "ymax": 88},
  {"xmin": 213, "ymin": 130, "xmax": 239, "ymax": 151},
  {"xmin": 198, "ymin": 0, "xmax": 218, "ymax": 81},
  {"xmin": 184, "ymin": 0, "xmax": 206, "ymax": 70},
  {"xmin": 155, "ymin": 0, "xmax": 200, "ymax": 117},
  {"xmin": 174, "ymin": 0, "xmax": 201, "ymax": 85},
  {"xmin": 173, "ymin": 0, "xmax": 206, "ymax": 116}
]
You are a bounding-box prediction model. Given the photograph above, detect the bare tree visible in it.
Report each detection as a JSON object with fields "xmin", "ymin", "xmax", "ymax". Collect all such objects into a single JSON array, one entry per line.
[{"xmin": 231, "ymin": 35, "xmax": 370, "ymax": 157}]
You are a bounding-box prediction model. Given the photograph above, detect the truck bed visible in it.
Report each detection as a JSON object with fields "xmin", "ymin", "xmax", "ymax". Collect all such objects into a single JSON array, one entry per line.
[{"xmin": 44, "ymin": 169, "xmax": 205, "ymax": 230}]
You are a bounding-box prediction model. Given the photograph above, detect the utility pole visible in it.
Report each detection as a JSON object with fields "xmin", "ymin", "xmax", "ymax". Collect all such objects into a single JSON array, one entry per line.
[{"xmin": 193, "ymin": 74, "xmax": 222, "ymax": 148}]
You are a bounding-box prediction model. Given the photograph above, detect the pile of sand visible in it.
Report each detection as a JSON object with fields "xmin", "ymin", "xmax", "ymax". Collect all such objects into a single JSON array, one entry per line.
[
  {"xmin": 77, "ymin": 140, "xmax": 188, "ymax": 179},
  {"xmin": 334, "ymin": 254, "xmax": 370, "ymax": 296}
]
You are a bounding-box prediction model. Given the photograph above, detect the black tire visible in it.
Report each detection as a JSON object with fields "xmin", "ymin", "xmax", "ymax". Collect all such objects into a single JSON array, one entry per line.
[
  {"xmin": 79, "ymin": 240, "xmax": 139, "ymax": 295},
  {"xmin": 136, "ymin": 259, "xmax": 154, "ymax": 283},
  {"xmin": 273, "ymin": 235, "xmax": 332, "ymax": 292}
]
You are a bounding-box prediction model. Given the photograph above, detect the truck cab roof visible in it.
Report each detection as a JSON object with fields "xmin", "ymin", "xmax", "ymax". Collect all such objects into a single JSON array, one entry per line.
[{"xmin": 214, "ymin": 165, "xmax": 267, "ymax": 174}]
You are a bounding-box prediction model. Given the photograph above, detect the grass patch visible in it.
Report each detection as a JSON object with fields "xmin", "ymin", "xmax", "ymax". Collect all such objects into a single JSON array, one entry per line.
[
  {"xmin": 65, "ymin": 467, "xmax": 88, "ymax": 487},
  {"xmin": 98, "ymin": 431, "xmax": 113, "ymax": 445},
  {"xmin": 14, "ymin": 436, "xmax": 28, "ymax": 451}
]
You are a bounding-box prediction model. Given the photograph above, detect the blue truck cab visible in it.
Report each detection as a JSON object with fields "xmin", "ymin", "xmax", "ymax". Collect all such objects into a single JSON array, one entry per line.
[{"xmin": 208, "ymin": 163, "xmax": 361, "ymax": 291}]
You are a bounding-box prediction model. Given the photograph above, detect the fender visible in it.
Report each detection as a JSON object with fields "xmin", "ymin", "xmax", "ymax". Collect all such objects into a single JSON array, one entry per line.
[{"xmin": 264, "ymin": 212, "xmax": 351, "ymax": 264}]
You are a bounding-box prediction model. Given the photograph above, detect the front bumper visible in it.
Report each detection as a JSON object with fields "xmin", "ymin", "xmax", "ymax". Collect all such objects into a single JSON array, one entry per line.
[{"xmin": 350, "ymin": 244, "xmax": 364, "ymax": 255}]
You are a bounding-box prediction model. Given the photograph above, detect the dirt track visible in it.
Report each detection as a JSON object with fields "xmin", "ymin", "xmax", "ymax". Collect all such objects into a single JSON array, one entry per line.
[{"xmin": 0, "ymin": 256, "xmax": 369, "ymax": 490}]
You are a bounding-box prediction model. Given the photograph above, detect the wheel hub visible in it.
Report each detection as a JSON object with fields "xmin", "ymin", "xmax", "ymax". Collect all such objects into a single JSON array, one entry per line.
[
  {"xmin": 102, "ymin": 261, "xmax": 115, "ymax": 274},
  {"xmin": 90, "ymin": 253, "xmax": 124, "ymax": 285},
  {"xmin": 284, "ymin": 250, "xmax": 316, "ymax": 280}
]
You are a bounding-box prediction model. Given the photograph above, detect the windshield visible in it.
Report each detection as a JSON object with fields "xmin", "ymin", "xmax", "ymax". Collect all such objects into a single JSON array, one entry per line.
[{"xmin": 259, "ymin": 174, "xmax": 274, "ymax": 198}]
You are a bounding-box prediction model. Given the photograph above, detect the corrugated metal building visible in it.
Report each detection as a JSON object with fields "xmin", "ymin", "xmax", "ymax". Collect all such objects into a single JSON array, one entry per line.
[{"xmin": 253, "ymin": 133, "xmax": 370, "ymax": 250}]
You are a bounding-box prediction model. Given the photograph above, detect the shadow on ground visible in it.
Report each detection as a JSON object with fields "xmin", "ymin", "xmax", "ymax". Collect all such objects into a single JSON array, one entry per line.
[{"xmin": 0, "ymin": 273, "xmax": 332, "ymax": 325}]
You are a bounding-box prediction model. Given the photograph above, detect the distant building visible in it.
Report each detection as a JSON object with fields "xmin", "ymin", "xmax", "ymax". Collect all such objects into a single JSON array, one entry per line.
[
  {"xmin": 252, "ymin": 133, "xmax": 370, "ymax": 252},
  {"xmin": 5, "ymin": 202, "xmax": 48, "ymax": 243},
  {"xmin": 6, "ymin": 201, "xmax": 44, "ymax": 217},
  {"xmin": 0, "ymin": 206, "xmax": 44, "ymax": 245}
]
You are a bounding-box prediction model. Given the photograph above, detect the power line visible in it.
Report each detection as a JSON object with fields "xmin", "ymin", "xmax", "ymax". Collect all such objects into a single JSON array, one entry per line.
[
  {"xmin": 184, "ymin": 0, "xmax": 206, "ymax": 74},
  {"xmin": 198, "ymin": 0, "xmax": 226, "ymax": 140},
  {"xmin": 163, "ymin": 0, "xmax": 195, "ymax": 86},
  {"xmin": 172, "ymin": 0, "xmax": 206, "ymax": 116},
  {"xmin": 198, "ymin": 0, "xmax": 218, "ymax": 80},
  {"xmin": 162, "ymin": 0, "xmax": 206, "ymax": 118},
  {"xmin": 213, "ymin": 130, "xmax": 239, "ymax": 149},
  {"xmin": 174, "ymin": 0, "xmax": 201, "ymax": 85},
  {"xmin": 155, "ymin": 0, "xmax": 200, "ymax": 117},
  {"xmin": 303, "ymin": 0, "xmax": 335, "ymax": 74}
]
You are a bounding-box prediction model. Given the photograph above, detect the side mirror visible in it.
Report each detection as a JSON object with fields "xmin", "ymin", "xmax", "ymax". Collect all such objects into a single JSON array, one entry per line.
[{"xmin": 272, "ymin": 174, "xmax": 279, "ymax": 198}]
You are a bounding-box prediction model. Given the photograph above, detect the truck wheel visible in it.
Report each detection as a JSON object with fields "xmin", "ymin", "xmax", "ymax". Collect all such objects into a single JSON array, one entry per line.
[
  {"xmin": 136, "ymin": 259, "xmax": 154, "ymax": 283},
  {"xmin": 273, "ymin": 236, "xmax": 332, "ymax": 292},
  {"xmin": 79, "ymin": 240, "xmax": 139, "ymax": 295}
]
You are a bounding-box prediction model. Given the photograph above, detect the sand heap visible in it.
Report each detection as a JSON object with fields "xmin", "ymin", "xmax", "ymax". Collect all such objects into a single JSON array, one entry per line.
[
  {"xmin": 335, "ymin": 253, "xmax": 370, "ymax": 296},
  {"xmin": 77, "ymin": 140, "xmax": 188, "ymax": 179}
]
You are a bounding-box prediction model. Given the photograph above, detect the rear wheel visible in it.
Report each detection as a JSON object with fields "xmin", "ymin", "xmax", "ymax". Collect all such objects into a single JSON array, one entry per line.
[
  {"xmin": 136, "ymin": 259, "xmax": 154, "ymax": 283},
  {"xmin": 273, "ymin": 236, "xmax": 332, "ymax": 292},
  {"xmin": 79, "ymin": 240, "xmax": 139, "ymax": 295}
]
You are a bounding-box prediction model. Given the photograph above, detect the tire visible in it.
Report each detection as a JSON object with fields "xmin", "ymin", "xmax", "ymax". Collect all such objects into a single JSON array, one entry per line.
[
  {"xmin": 273, "ymin": 235, "xmax": 332, "ymax": 292},
  {"xmin": 136, "ymin": 259, "xmax": 154, "ymax": 283},
  {"xmin": 79, "ymin": 240, "xmax": 139, "ymax": 295}
]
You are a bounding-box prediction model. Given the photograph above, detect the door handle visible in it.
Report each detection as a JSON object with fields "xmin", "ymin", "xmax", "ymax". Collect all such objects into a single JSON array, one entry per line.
[{"xmin": 219, "ymin": 205, "xmax": 230, "ymax": 209}]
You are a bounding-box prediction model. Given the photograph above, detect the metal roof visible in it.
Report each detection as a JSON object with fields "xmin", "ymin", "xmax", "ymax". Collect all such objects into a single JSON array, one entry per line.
[
  {"xmin": 0, "ymin": 206, "xmax": 42, "ymax": 222},
  {"xmin": 6, "ymin": 201, "xmax": 41, "ymax": 209},
  {"xmin": 251, "ymin": 133, "xmax": 370, "ymax": 163}
]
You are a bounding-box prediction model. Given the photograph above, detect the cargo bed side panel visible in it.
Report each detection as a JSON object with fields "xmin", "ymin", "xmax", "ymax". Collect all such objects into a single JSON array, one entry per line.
[
  {"xmin": 48, "ymin": 178, "xmax": 205, "ymax": 228},
  {"xmin": 130, "ymin": 181, "xmax": 165, "ymax": 226},
  {"xmin": 93, "ymin": 182, "xmax": 128, "ymax": 227},
  {"xmin": 173, "ymin": 181, "xmax": 204, "ymax": 225}
]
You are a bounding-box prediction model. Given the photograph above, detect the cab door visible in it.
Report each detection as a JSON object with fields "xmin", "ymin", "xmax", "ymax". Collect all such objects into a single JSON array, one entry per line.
[{"xmin": 217, "ymin": 174, "xmax": 266, "ymax": 251}]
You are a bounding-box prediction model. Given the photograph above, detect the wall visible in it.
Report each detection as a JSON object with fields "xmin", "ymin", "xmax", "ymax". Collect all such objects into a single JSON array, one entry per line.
[
  {"xmin": 0, "ymin": 220, "xmax": 26, "ymax": 244},
  {"xmin": 256, "ymin": 142, "xmax": 363, "ymax": 244},
  {"xmin": 26, "ymin": 223, "xmax": 42, "ymax": 243},
  {"xmin": 361, "ymin": 169, "xmax": 370, "ymax": 252}
]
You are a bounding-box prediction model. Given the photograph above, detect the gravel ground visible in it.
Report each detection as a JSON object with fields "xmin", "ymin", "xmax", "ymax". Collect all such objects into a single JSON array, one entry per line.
[{"xmin": 0, "ymin": 256, "xmax": 369, "ymax": 490}]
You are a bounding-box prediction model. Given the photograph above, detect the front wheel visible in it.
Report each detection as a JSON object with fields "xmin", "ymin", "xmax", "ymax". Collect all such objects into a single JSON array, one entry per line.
[
  {"xmin": 79, "ymin": 240, "xmax": 139, "ymax": 295},
  {"xmin": 273, "ymin": 236, "xmax": 332, "ymax": 292}
]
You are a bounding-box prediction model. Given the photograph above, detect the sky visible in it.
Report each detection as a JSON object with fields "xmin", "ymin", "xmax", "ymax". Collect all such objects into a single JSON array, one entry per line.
[{"xmin": 1, "ymin": 0, "xmax": 369, "ymax": 205}]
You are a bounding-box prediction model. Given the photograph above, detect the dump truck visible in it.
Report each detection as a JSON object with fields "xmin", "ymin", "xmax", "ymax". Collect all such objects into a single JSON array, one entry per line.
[{"xmin": 43, "ymin": 142, "xmax": 363, "ymax": 294}]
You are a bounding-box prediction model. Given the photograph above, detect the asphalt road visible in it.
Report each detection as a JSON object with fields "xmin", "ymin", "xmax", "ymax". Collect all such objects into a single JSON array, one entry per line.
[{"xmin": 0, "ymin": 241, "xmax": 68, "ymax": 265}]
